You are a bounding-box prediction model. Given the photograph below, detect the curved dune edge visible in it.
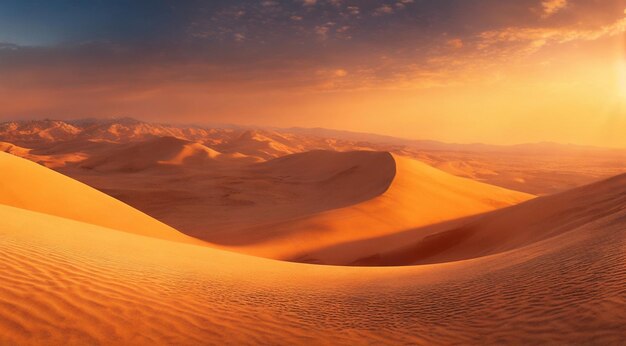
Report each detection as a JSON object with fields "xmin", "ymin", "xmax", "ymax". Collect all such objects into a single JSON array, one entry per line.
[
  {"xmin": 0, "ymin": 152, "xmax": 203, "ymax": 245},
  {"xmin": 245, "ymin": 150, "xmax": 398, "ymax": 221},
  {"xmin": 222, "ymin": 153, "xmax": 534, "ymax": 263},
  {"xmin": 1, "ymin": 200, "xmax": 625, "ymax": 344}
]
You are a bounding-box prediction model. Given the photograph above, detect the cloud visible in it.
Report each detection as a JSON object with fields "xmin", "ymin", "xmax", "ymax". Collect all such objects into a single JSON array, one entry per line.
[
  {"xmin": 447, "ymin": 38, "xmax": 464, "ymax": 49},
  {"xmin": 478, "ymin": 16, "xmax": 626, "ymax": 54},
  {"xmin": 346, "ymin": 6, "xmax": 359, "ymax": 15},
  {"xmin": 314, "ymin": 25, "xmax": 330, "ymax": 39},
  {"xmin": 0, "ymin": 43, "xmax": 19, "ymax": 51},
  {"xmin": 374, "ymin": 4, "xmax": 394, "ymax": 16},
  {"xmin": 541, "ymin": 0, "xmax": 567, "ymax": 18},
  {"xmin": 302, "ymin": 0, "xmax": 317, "ymax": 6},
  {"xmin": 395, "ymin": 0, "xmax": 414, "ymax": 10},
  {"xmin": 1, "ymin": 0, "xmax": 625, "ymax": 100}
]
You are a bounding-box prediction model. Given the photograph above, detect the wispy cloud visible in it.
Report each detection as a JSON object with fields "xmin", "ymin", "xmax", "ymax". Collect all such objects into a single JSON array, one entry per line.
[
  {"xmin": 541, "ymin": 0, "xmax": 567, "ymax": 18},
  {"xmin": 478, "ymin": 15, "xmax": 626, "ymax": 54},
  {"xmin": 373, "ymin": 4, "xmax": 394, "ymax": 16}
]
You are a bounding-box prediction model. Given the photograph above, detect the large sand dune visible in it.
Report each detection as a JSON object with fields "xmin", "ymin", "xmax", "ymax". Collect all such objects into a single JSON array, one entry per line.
[
  {"xmin": 1, "ymin": 177, "xmax": 625, "ymax": 344},
  {"xmin": 46, "ymin": 149, "xmax": 534, "ymax": 263},
  {"xmin": 0, "ymin": 152, "xmax": 202, "ymax": 245},
  {"xmin": 368, "ymin": 171, "xmax": 626, "ymax": 265},
  {"xmin": 221, "ymin": 152, "xmax": 534, "ymax": 262},
  {"xmin": 51, "ymin": 148, "xmax": 533, "ymax": 264},
  {"xmin": 310, "ymin": 171, "xmax": 626, "ymax": 265}
]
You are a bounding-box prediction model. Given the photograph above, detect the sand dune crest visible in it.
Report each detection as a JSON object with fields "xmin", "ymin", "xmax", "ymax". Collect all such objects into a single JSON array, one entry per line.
[
  {"xmin": 0, "ymin": 152, "xmax": 202, "ymax": 244},
  {"xmin": 220, "ymin": 152, "xmax": 534, "ymax": 262}
]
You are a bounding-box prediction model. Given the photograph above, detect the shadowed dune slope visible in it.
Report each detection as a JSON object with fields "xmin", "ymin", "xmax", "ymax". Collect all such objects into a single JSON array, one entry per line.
[
  {"xmin": 252, "ymin": 150, "xmax": 398, "ymax": 208},
  {"xmin": 1, "ymin": 193, "xmax": 626, "ymax": 344},
  {"xmin": 0, "ymin": 152, "xmax": 202, "ymax": 245},
  {"xmin": 223, "ymin": 153, "xmax": 534, "ymax": 262}
]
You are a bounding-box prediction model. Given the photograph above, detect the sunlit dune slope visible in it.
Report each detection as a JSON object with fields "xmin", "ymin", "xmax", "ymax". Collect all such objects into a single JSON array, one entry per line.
[
  {"xmin": 0, "ymin": 141, "xmax": 31, "ymax": 156},
  {"xmin": 1, "ymin": 141, "xmax": 86, "ymax": 168},
  {"xmin": 222, "ymin": 152, "xmax": 534, "ymax": 262},
  {"xmin": 364, "ymin": 171, "xmax": 626, "ymax": 265},
  {"xmin": 1, "ymin": 193, "xmax": 626, "ymax": 344},
  {"xmin": 0, "ymin": 152, "xmax": 202, "ymax": 245},
  {"xmin": 215, "ymin": 129, "xmax": 299, "ymax": 160}
]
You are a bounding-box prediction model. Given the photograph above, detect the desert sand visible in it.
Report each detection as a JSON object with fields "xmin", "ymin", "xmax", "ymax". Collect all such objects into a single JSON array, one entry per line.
[
  {"xmin": 217, "ymin": 151, "xmax": 534, "ymax": 262},
  {"xmin": 55, "ymin": 144, "xmax": 534, "ymax": 263},
  {"xmin": 1, "ymin": 153, "xmax": 625, "ymax": 344},
  {"xmin": 1, "ymin": 120, "xmax": 626, "ymax": 345}
]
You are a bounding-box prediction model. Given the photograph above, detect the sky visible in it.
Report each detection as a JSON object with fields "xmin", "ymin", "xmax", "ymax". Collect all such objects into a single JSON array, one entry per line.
[{"xmin": 1, "ymin": 0, "xmax": 626, "ymax": 146}]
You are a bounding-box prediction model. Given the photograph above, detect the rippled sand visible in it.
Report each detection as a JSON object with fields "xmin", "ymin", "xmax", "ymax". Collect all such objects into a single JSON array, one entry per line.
[{"xmin": 1, "ymin": 201, "xmax": 625, "ymax": 345}]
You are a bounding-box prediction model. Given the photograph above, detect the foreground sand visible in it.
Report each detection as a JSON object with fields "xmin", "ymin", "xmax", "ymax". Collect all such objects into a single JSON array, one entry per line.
[{"xmin": 1, "ymin": 201, "xmax": 625, "ymax": 345}]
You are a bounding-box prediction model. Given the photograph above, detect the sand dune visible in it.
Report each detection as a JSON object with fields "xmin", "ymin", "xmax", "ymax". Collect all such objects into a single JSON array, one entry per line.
[
  {"xmin": 254, "ymin": 149, "xmax": 397, "ymax": 205},
  {"xmin": 41, "ymin": 149, "xmax": 533, "ymax": 263},
  {"xmin": 0, "ymin": 152, "xmax": 202, "ymax": 244},
  {"xmin": 1, "ymin": 141, "xmax": 87, "ymax": 168},
  {"xmin": 221, "ymin": 152, "xmax": 533, "ymax": 262},
  {"xmin": 2, "ymin": 131, "xmax": 624, "ymax": 343},
  {"xmin": 79, "ymin": 136, "xmax": 256, "ymax": 172},
  {"xmin": 363, "ymin": 171, "xmax": 626, "ymax": 265},
  {"xmin": 0, "ymin": 141, "xmax": 31, "ymax": 156},
  {"xmin": 64, "ymin": 150, "xmax": 401, "ymax": 248},
  {"xmin": 1, "ymin": 184, "xmax": 625, "ymax": 344},
  {"xmin": 214, "ymin": 129, "xmax": 300, "ymax": 160},
  {"xmin": 73, "ymin": 149, "xmax": 529, "ymax": 259}
]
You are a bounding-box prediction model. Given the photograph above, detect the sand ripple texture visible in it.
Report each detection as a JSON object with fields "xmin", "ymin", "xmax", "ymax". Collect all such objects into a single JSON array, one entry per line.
[{"xmin": 1, "ymin": 202, "xmax": 625, "ymax": 345}]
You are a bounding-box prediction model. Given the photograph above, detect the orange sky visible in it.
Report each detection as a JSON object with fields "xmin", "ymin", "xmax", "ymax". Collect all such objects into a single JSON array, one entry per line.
[{"xmin": 1, "ymin": 0, "xmax": 625, "ymax": 147}]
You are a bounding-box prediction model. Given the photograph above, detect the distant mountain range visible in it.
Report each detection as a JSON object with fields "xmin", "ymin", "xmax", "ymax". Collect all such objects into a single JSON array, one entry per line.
[
  {"xmin": 2, "ymin": 118, "xmax": 626, "ymax": 195},
  {"xmin": 2, "ymin": 117, "xmax": 623, "ymax": 156}
]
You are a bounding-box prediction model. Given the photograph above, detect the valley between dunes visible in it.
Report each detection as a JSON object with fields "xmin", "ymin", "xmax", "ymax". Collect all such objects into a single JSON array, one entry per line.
[{"xmin": 1, "ymin": 120, "xmax": 626, "ymax": 344}]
